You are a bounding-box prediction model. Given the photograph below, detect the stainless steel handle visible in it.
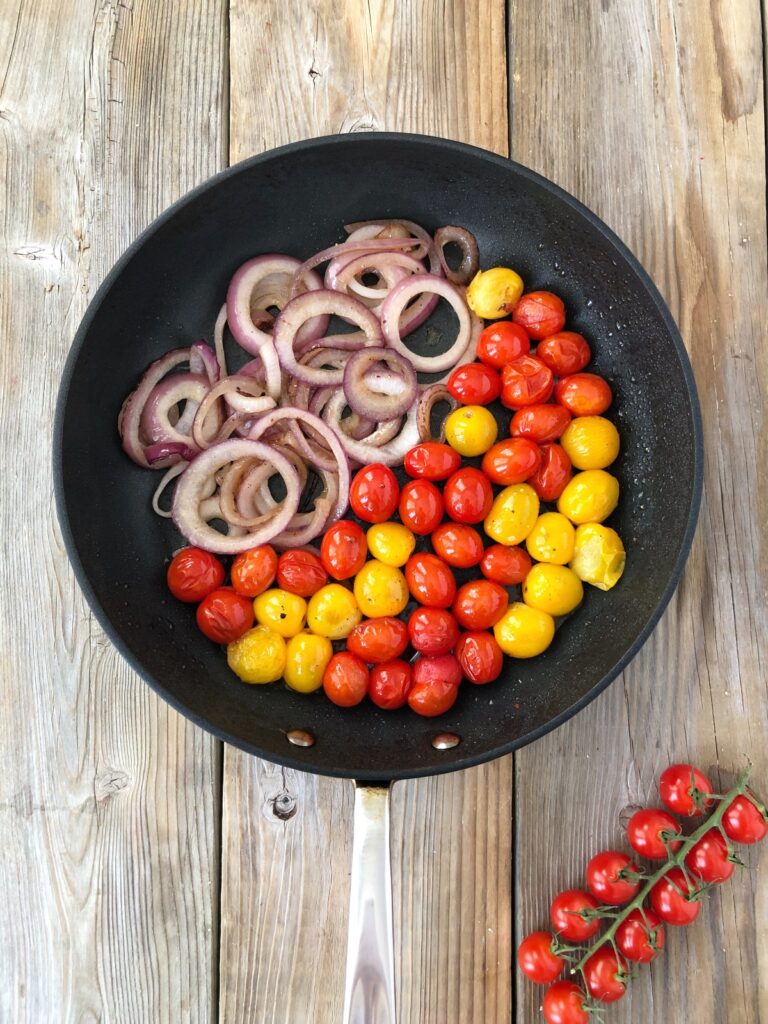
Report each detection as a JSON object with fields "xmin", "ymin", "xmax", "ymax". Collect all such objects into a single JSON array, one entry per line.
[{"xmin": 343, "ymin": 782, "xmax": 396, "ymax": 1024}]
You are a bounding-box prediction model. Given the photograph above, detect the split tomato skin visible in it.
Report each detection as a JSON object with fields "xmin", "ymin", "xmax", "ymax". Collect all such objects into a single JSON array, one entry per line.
[
  {"xmin": 167, "ymin": 547, "xmax": 226, "ymax": 602},
  {"xmin": 536, "ymin": 332, "xmax": 591, "ymax": 375},
  {"xmin": 346, "ymin": 616, "xmax": 409, "ymax": 664},
  {"xmin": 407, "ymin": 655, "xmax": 461, "ymax": 716},
  {"xmin": 276, "ymin": 550, "xmax": 328, "ymax": 597},
  {"xmin": 196, "ymin": 587, "xmax": 254, "ymax": 644},
  {"xmin": 455, "ymin": 631, "xmax": 503, "ymax": 684},
  {"xmin": 500, "ymin": 355, "xmax": 554, "ymax": 409},
  {"xmin": 528, "ymin": 443, "xmax": 572, "ymax": 502},
  {"xmin": 510, "ymin": 404, "xmax": 571, "ymax": 444},
  {"xmin": 230, "ymin": 545, "xmax": 277, "ymax": 598},
  {"xmin": 368, "ymin": 659, "xmax": 413, "ymax": 710},
  {"xmin": 408, "ymin": 607, "xmax": 460, "ymax": 656},
  {"xmin": 513, "ymin": 290, "xmax": 566, "ymax": 340},
  {"xmin": 404, "ymin": 442, "xmax": 461, "ymax": 481},
  {"xmin": 481, "ymin": 438, "xmax": 542, "ymax": 485}
]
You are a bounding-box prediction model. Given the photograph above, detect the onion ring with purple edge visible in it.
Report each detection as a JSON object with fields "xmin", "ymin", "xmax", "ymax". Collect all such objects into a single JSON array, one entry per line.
[
  {"xmin": 189, "ymin": 341, "xmax": 220, "ymax": 384},
  {"xmin": 416, "ymin": 383, "xmax": 459, "ymax": 443},
  {"xmin": 191, "ymin": 375, "xmax": 275, "ymax": 450},
  {"xmin": 118, "ymin": 348, "xmax": 194, "ymax": 468},
  {"xmin": 290, "ymin": 236, "xmax": 426, "ymax": 298},
  {"xmin": 139, "ymin": 373, "xmax": 210, "ymax": 445},
  {"xmin": 342, "ymin": 347, "xmax": 418, "ymax": 420},
  {"xmin": 433, "ymin": 225, "xmax": 480, "ymax": 285},
  {"xmin": 322, "ymin": 390, "xmax": 420, "ymax": 465},
  {"xmin": 380, "ymin": 274, "xmax": 472, "ymax": 372}
]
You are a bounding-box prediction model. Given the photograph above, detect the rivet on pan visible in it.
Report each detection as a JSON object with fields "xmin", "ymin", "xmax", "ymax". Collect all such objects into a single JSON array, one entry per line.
[
  {"xmin": 432, "ymin": 732, "xmax": 461, "ymax": 750},
  {"xmin": 286, "ymin": 729, "xmax": 315, "ymax": 748}
]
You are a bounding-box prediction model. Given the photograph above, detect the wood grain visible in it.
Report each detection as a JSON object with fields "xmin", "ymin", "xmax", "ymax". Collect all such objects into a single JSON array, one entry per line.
[
  {"xmin": 221, "ymin": 3, "xmax": 511, "ymax": 1022},
  {"xmin": 509, "ymin": 1, "xmax": 768, "ymax": 1021},
  {"xmin": 0, "ymin": 2, "xmax": 225, "ymax": 1020}
]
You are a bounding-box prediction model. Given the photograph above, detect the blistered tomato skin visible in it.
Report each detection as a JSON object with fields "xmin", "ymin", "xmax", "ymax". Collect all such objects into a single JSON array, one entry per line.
[
  {"xmin": 494, "ymin": 602, "xmax": 555, "ymax": 658},
  {"xmin": 226, "ymin": 625, "xmax": 286, "ymax": 684},
  {"xmin": 408, "ymin": 655, "xmax": 462, "ymax": 716},
  {"xmin": 197, "ymin": 588, "xmax": 255, "ymax": 645},
  {"xmin": 369, "ymin": 659, "xmax": 413, "ymax": 710},
  {"xmin": 284, "ymin": 632, "xmax": 334, "ymax": 693},
  {"xmin": 481, "ymin": 544, "xmax": 533, "ymax": 586},
  {"xmin": 276, "ymin": 550, "xmax": 328, "ymax": 597},
  {"xmin": 323, "ymin": 652, "xmax": 369, "ymax": 707},
  {"xmin": 306, "ymin": 584, "xmax": 362, "ymax": 639},
  {"xmin": 353, "ymin": 561, "xmax": 409, "ymax": 618},
  {"xmin": 570, "ymin": 523, "xmax": 626, "ymax": 590},
  {"xmin": 349, "ymin": 463, "xmax": 400, "ymax": 523},
  {"xmin": 501, "ymin": 355, "xmax": 554, "ymax": 409},
  {"xmin": 481, "ymin": 438, "xmax": 542, "ymax": 485},
  {"xmin": 398, "ymin": 479, "xmax": 444, "ymax": 535},
  {"xmin": 512, "ymin": 291, "xmax": 566, "ymax": 340},
  {"xmin": 167, "ymin": 547, "xmax": 225, "ymax": 602},
  {"xmin": 456, "ymin": 631, "xmax": 504, "ymax": 684},
  {"xmin": 230, "ymin": 545, "xmax": 277, "ymax": 598},
  {"xmin": 366, "ymin": 522, "xmax": 416, "ymax": 567},
  {"xmin": 525, "ymin": 512, "xmax": 577, "ymax": 565},
  {"xmin": 405, "ymin": 553, "xmax": 457, "ymax": 608},
  {"xmin": 347, "ymin": 616, "xmax": 409, "ymax": 663},
  {"xmin": 529, "ymin": 444, "xmax": 572, "ymax": 502},
  {"xmin": 523, "ymin": 564, "xmax": 584, "ymax": 616},
  {"xmin": 558, "ymin": 470, "xmax": 620, "ymax": 525},
  {"xmin": 476, "ymin": 321, "xmax": 531, "ymax": 368},
  {"xmin": 443, "ymin": 467, "xmax": 494, "ymax": 524},
  {"xmin": 408, "ymin": 607, "xmax": 460, "ymax": 656},
  {"xmin": 555, "ymin": 373, "xmax": 613, "ymax": 416},
  {"xmin": 484, "ymin": 483, "xmax": 540, "ymax": 546},
  {"xmin": 320, "ymin": 520, "xmax": 368, "ymax": 580},
  {"xmin": 253, "ymin": 588, "xmax": 308, "ymax": 638},
  {"xmin": 466, "ymin": 267, "xmax": 524, "ymax": 319},
  {"xmin": 453, "ymin": 580, "xmax": 509, "ymax": 630},
  {"xmin": 447, "ymin": 362, "xmax": 501, "ymax": 405},
  {"xmin": 560, "ymin": 416, "xmax": 620, "ymax": 470},
  {"xmin": 536, "ymin": 332, "xmax": 591, "ymax": 375},
  {"xmin": 444, "ymin": 405, "xmax": 499, "ymax": 457},
  {"xmin": 403, "ymin": 442, "xmax": 461, "ymax": 481},
  {"xmin": 510, "ymin": 404, "xmax": 571, "ymax": 444},
  {"xmin": 432, "ymin": 523, "xmax": 485, "ymax": 568}
]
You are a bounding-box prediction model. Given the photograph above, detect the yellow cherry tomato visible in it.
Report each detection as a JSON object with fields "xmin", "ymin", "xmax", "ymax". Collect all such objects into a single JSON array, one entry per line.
[
  {"xmin": 367, "ymin": 522, "xmax": 416, "ymax": 567},
  {"xmin": 525, "ymin": 512, "xmax": 576, "ymax": 565},
  {"xmin": 466, "ymin": 267, "xmax": 524, "ymax": 319},
  {"xmin": 283, "ymin": 631, "xmax": 333, "ymax": 693},
  {"xmin": 444, "ymin": 405, "xmax": 499, "ymax": 457},
  {"xmin": 557, "ymin": 470, "xmax": 620, "ymax": 524},
  {"xmin": 560, "ymin": 416, "xmax": 620, "ymax": 470},
  {"xmin": 523, "ymin": 563, "xmax": 584, "ymax": 616},
  {"xmin": 306, "ymin": 584, "xmax": 362, "ymax": 639},
  {"xmin": 227, "ymin": 625, "xmax": 286, "ymax": 684},
  {"xmin": 253, "ymin": 588, "xmax": 307, "ymax": 638},
  {"xmin": 353, "ymin": 560, "xmax": 409, "ymax": 618},
  {"xmin": 570, "ymin": 523, "xmax": 626, "ymax": 591},
  {"xmin": 484, "ymin": 483, "xmax": 540, "ymax": 546},
  {"xmin": 494, "ymin": 602, "xmax": 555, "ymax": 658}
]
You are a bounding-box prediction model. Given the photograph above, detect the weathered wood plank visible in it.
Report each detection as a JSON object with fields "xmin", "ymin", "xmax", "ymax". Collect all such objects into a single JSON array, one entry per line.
[
  {"xmin": 221, "ymin": 3, "xmax": 511, "ymax": 1022},
  {"xmin": 0, "ymin": 2, "xmax": 226, "ymax": 1020},
  {"xmin": 509, "ymin": 1, "xmax": 768, "ymax": 1021}
]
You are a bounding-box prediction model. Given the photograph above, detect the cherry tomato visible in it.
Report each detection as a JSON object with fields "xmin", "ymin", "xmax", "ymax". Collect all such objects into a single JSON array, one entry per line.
[
  {"xmin": 322, "ymin": 651, "xmax": 369, "ymax": 707},
  {"xmin": 510, "ymin": 404, "xmax": 571, "ymax": 444},
  {"xmin": 480, "ymin": 544, "xmax": 532, "ymax": 586},
  {"xmin": 276, "ymin": 550, "xmax": 328, "ymax": 597},
  {"xmin": 626, "ymin": 808, "xmax": 683, "ymax": 861},
  {"xmin": 501, "ymin": 355, "xmax": 554, "ymax": 409},
  {"xmin": 403, "ymin": 442, "xmax": 461, "ymax": 481},
  {"xmin": 456, "ymin": 631, "xmax": 503, "ymax": 684},
  {"xmin": 649, "ymin": 866, "xmax": 701, "ymax": 925},
  {"xmin": 616, "ymin": 908, "xmax": 665, "ymax": 963},
  {"xmin": 685, "ymin": 828, "xmax": 735, "ymax": 883},
  {"xmin": 320, "ymin": 520, "xmax": 368, "ymax": 581},
  {"xmin": 528, "ymin": 443, "xmax": 572, "ymax": 502},
  {"xmin": 349, "ymin": 463, "xmax": 399, "ymax": 523},
  {"xmin": 481, "ymin": 438, "xmax": 542, "ymax": 485},
  {"xmin": 583, "ymin": 947, "xmax": 627, "ymax": 1004},
  {"xmin": 453, "ymin": 580, "xmax": 509, "ymax": 630},
  {"xmin": 346, "ymin": 616, "xmax": 409, "ymax": 663},
  {"xmin": 399, "ymin": 479, "xmax": 444, "ymax": 536},
  {"xmin": 517, "ymin": 931, "xmax": 564, "ymax": 985},
  {"xmin": 536, "ymin": 332, "xmax": 591, "ymax": 375},
  {"xmin": 432, "ymin": 523, "xmax": 485, "ymax": 568},
  {"xmin": 447, "ymin": 362, "xmax": 502, "ymax": 405},
  {"xmin": 405, "ymin": 553, "xmax": 457, "ymax": 608},
  {"xmin": 542, "ymin": 981, "xmax": 589, "ymax": 1024},
  {"xmin": 476, "ymin": 320, "xmax": 530, "ymax": 369},
  {"xmin": 408, "ymin": 655, "xmax": 461, "ymax": 716},
  {"xmin": 230, "ymin": 545, "xmax": 277, "ymax": 598},
  {"xmin": 722, "ymin": 793, "xmax": 768, "ymax": 844},
  {"xmin": 443, "ymin": 467, "xmax": 494, "ymax": 524},
  {"xmin": 167, "ymin": 547, "xmax": 226, "ymax": 602},
  {"xmin": 555, "ymin": 373, "xmax": 612, "ymax": 416},
  {"xmin": 513, "ymin": 291, "xmax": 566, "ymax": 340},
  {"xmin": 408, "ymin": 607, "xmax": 460, "ymax": 656},
  {"xmin": 659, "ymin": 763, "xmax": 714, "ymax": 817},
  {"xmin": 550, "ymin": 890, "xmax": 601, "ymax": 942},
  {"xmin": 368, "ymin": 659, "xmax": 412, "ymax": 710},
  {"xmin": 585, "ymin": 851, "xmax": 641, "ymax": 905},
  {"xmin": 196, "ymin": 587, "xmax": 254, "ymax": 644}
]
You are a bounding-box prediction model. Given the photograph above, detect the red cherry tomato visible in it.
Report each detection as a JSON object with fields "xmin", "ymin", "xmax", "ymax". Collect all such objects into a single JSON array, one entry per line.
[
  {"xmin": 555, "ymin": 373, "xmax": 612, "ymax": 416},
  {"xmin": 196, "ymin": 587, "xmax": 254, "ymax": 644},
  {"xmin": 443, "ymin": 467, "xmax": 494, "ymax": 524},
  {"xmin": 481, "ymin": 438, "xmax": 542, "ymax": 485},
  {"xmin": 615, "ymin": 908, "xmax": 665, "ymax": 963},
  {"xmin": 626, "ymin": 808, "xmax": 683, "ymax": 861},
  {"xmin": 346, "ymin": 617, "xmax": 409, "ymax": 663},
  {"xmin": 550, "ymin": 890, "xmax": 601, "ymax": 942},
  {"xmin": 510, "ymin": 404, "xmax": 571, "ymax": 444},
  {"xmin": 320, "ymin": 520, "xmax": 368, "ymax": 580},
  {"xmin": 476, "ymin": 320, "xmax": 530, "ymax": 369},
  {"xmin": 405, "ymin": 553, "xmax": 457, "ymax": 608},
  {"xmin": 230, "ymin": 545, "xmax": 277, "ymax": 598},
  {"xmin": 399, "ymin": 479, "xmax": 444, "ymax": 536},
  {"xmin": 453, "ymin": 580, "xmax": 509, "ymax": 630},
  {"xmin": 447, "ymin": 362, "xmax": 502, "ymax": 405},
  {"xmin": 512, "ymin": 291, "xmax": 566, "ymax": 340},
  {"xmin": 403, "ymin": 442, "xmax": 461, "ymax": 481},
  {"xmin": 501, "ymin": 355, "xmax": 554, "ymax": 409},
  {"xmin": 349, "ymin": 463, "xmax": 400, "ymax": 523},
  {"xmin": 649, "ymin": 866, "xmax": 701, "ymax": 925},
  {"xmin": 585, "ymin": 851, "xmax": 641, "ymax": 905},
  {"xmin": 167, "ymin": 547, "xmax": 226, "ymax": 602},
  {"xmin": 528, "ymin": 443, "xmax": 572, "ymax": 502},
  {"xmin": 456, "ymin": 631, "xmax": 504, "ymax": 684},
  {"xmin": 368, "ymin": 659, "xmax": 412, "ymax": 710},
  {"xmin": 408, "ymin": 655, "xmax": 461, "ymax": 716},
  {"xmin": 583, "ymin": 947, "xmax": 627, "ymax": 1004},
  {"xmin": 517, "ymin": 931, "xmax": 564, "ymax": 985},
  {"xmin": 685, "ymin": 828, "xmax": 735, "ymax": 883},
  {"xmin": 480, "ymin": 544, "xmax": 532, "ymax": 586},
  {"xmin": 659, "ymin": 763, "xmax": 714, "ymax": 817},
  {"xmin": 722, "ymin": 793, "xmax": 768, "ymax": 844},
  {"xmin": 408, "ymin": 607, "xmax": 460, "ymax": 656},
  {"xmin": 276, "ymin": 549, "xmax": 328, "ymax": 597},
  {"xmin": 432, "ymin": 523, "xmax": 485, "ymax": 568},
  {"xmin": 323, "ymin": 652, "xmax": 369, "ymax": 707},
  {"xmin": 542, "ymin": 981, "xmax": 589, "ymax": 1024},
  {"xmin": 536, "ymin": 332, "xmax": 591, "ymax": 375}
]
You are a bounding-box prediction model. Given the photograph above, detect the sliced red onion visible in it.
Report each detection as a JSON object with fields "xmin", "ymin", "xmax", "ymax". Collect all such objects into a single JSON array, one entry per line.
[
  {"xmin": 294, "ymin": 331, "xmax": 368, "ymax": 358},
  {"xmin": 343, "ymin": 347, "xmax": 418, "ymax": 420},
  {"xmin": 145, "ymin": 441, "xmax": 196, "ymax": 465},
  {"xmin": 213, "ymin": 303, "xmax": 228, "ymax": 377},
  {"xmin": 290, "ymin": 237, "xmax": 425, "ymax": 298},
  {"xmin": 152, "ymin": 462, "xmax": 188, "ymax": 517},
  {"xmin": 323, "ymin": 391, "xmax": 419, "ymax": 465},
  {"xmin": 119, "ymin": 349, "xmax": 193, "ymax": 468},
  {"xmin": 417, "ymin": 383, "xmax": 459, "ymax": 443},
  {"xmin": 380, "ymin": 274, "xmax": 472, "ymax": 372},
  {"xmin": 190, "ymin": 375, "xmax": 274, "ymax": 450},
  {"xmin": 139, "ymin": 373, "xmax": 209, "ymax": 445},
  {"xmin": 434, "ymin": 226, "xmax": 480, "ymax": 285},
  {"xmin": 336, "ymin": 252, "xmax": 423, "ymax": 308},
  {"xmin": 189, "ymin": 341, "xmax": 220, "ymax": 384}
]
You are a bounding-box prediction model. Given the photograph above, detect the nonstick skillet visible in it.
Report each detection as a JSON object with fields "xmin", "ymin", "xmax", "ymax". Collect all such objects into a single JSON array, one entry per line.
[{"xmin": 54, "ymin": 133, "xmax": 702, "ymax": 1023}]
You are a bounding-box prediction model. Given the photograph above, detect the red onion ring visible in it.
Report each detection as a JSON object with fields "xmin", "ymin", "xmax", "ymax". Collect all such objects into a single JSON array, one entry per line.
[
  {"xmin": 323, "ymin": 391, "xmax": 419, "ymax": 465},
  {"xmin": 189, "ymin": 341, "xmax": 220, "ymax": 384},
  {"xmin": 139, "ymin": 373, "xmax": 209, "ymax": 445},
  {"xmin": 417, "ymin": 383, "xmax": 459, "ymax": 443},
  {"xmin": 380, "ymin": 274, "xmax": 472, "ymax": 372},
  {"xmin": 191, "ymin": 375, "xmax": 274, "ymax": 450},
  {"xmin": 434, "ymin": 226, "xmax": 480, "ymax": 285},
  {"xmin": 343, "ymin": 347, "xmax": 418, "ymax": 420},
  {"xmin": 152, "ymin": 462, "xmax": 188, "ymax": 517},
  {"xmin": 119, "ymin": 349, "xmax": 195, "ymax": 468},
  {"xmin": 290, "ymin": 236, "xmax": 425, "ymax": 298}
]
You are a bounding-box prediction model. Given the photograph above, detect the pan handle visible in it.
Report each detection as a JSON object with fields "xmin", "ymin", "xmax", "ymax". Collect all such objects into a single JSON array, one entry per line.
[{"xmin": 343, "ymin": 781, "xmax": 396, "ymax": 1024}]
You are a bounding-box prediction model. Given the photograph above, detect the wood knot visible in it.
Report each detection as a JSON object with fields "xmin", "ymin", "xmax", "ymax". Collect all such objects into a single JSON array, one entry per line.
[
  {"xmin": 94, "ymin": 769, "xmax": 131, "ymax": 801},
  {"xmin": 272, "ymin": 789, "xmax": 297, "ymax": 821}
]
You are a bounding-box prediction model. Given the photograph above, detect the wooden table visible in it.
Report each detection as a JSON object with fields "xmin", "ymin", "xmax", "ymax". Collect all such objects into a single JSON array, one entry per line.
[{"xmin": 2, "ymin": 1, "xmax": 766, "ymax": 1020}]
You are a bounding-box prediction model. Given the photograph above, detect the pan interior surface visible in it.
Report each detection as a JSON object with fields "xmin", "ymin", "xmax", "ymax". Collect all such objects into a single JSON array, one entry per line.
[{"xmin": 55, "ymin": 134, "xmax": 701, "ymax": 780}]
